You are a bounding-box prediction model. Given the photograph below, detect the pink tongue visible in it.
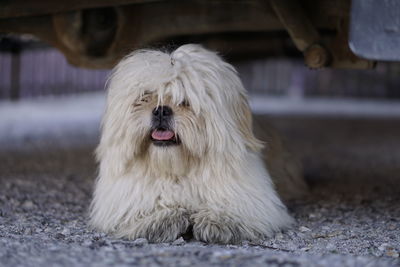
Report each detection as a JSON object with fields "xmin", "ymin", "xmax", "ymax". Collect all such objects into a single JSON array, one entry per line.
[{"xmin": 151, "ymin": 130, "xmax": 175, "ymax": 141}]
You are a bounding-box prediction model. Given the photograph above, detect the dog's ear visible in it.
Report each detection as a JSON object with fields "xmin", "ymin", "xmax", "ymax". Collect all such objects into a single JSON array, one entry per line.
[
  {"xmin": 95, "ymin": 99, "xmax": 138, "ymax": 179},
  {"xmin": 95, "ymin": 129, "xmax": 135, "ymax": 179},
  {"xmin": 234, "ymin": 94, "xmax": 264, "ymax": 152}
]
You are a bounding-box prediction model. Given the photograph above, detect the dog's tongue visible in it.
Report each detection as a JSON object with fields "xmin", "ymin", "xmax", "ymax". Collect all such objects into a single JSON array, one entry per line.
[{"xmin": 151, "ymin": 130, "xmax": 175, "ymax": 141}]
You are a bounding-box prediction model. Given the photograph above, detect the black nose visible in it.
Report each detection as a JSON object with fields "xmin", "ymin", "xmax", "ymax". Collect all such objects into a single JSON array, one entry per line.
[{"xmin": 152, "ymin": 106, "xmax": 173, "ymax": 119}]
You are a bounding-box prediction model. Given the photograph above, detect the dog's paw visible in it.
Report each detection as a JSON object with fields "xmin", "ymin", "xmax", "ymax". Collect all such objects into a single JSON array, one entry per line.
[
  {"xmin": 191, "ymin": 211, "xmax": 259, "ymax": 244},
  {"xmin": 132, "ymin": 209, "xmax": 190, "ymax": 243}
]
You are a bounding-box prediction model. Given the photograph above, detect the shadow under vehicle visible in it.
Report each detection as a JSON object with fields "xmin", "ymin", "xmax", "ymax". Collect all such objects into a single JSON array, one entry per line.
[{"xmin": 1, "ymin": 0, "xmax": 399, "ymax": 69}]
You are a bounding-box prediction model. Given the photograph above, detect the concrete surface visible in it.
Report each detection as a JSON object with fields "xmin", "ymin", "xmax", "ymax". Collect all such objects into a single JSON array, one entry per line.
[{"xmin": 0, "ymin": 94, "xmax": 399, "ymax": 266}]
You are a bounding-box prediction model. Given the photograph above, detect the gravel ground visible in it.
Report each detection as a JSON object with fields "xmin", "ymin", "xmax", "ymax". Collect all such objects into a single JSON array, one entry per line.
[{"xmin": 1, "ymin": 96, "xmax": 400, "ymax": 266}]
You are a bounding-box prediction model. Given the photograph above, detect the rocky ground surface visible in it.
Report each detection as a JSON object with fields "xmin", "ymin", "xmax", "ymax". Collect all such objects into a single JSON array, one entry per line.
[{"xmin": 0, "ymin": 95, "xmax": 399, "ymax": 266}]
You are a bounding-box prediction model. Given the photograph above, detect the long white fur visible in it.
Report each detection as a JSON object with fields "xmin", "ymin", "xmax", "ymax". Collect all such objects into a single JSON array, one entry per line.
[{"xmin": 90, "ymin": 44, "xmax": 299, "ymax": 244}]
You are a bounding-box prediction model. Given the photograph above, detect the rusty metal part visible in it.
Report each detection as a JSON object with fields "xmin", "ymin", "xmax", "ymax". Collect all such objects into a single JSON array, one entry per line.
[
  {"xmin": 1, "ymin": 1, "xmax": 286, "ymax": 68},
  {"xmin": 270, "ymin": 0, "xmax": 374, "ymax": 69},
  {"xmin": 270, "ymin": 0, "xmax": 331, "ymax": 68},
  {"xmin": 328, "ymin": 19, "xmax": 376, "ymax": 69},
  {"xmin": 0, "ymin": 0, "xmax": 372, "ymax": 69},
  {"xmin": 53, "ymin": 7, "xmax": 120, "ymax": 57},
  {"xmin": 270, "ymin": 0, "xmax": 319, "ymax": 52},
  {"xmin": 304, "ymin": 44, "xmax": 331, "ymax": 68}
]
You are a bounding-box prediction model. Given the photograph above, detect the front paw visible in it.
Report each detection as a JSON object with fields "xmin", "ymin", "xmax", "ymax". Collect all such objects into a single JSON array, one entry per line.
[
  {"xmin": 121, "ymin": 209, "xmax": 190, "ymax": 243},
  {"xmin": 146, "ymin": 213, "xmax": 190, "ymax": 243},
  {"xmin": 191, "ymin": 211, "xmax": 259, "ymax": 244}
]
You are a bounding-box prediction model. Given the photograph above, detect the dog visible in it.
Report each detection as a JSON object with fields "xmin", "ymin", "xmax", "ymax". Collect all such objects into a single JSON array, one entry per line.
[{"xmin": 90, "ymin": 44, "xmax": 306, "ymax": 244}]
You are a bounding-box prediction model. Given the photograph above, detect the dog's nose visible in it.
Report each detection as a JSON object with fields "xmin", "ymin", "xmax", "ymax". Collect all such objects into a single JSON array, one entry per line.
[{"xmin": 152, "ymin": 106, "xmax": 173, "ymax": 119}]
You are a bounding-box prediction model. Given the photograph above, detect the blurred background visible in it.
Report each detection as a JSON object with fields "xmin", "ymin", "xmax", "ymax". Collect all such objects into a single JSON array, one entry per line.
[
  {"xmin": 2, "ymin": 32, "xmax": 400, "ymax": 150},
  {"xmin": 1, "ymin": 35, "xmax": 400, "ymax": 101}
]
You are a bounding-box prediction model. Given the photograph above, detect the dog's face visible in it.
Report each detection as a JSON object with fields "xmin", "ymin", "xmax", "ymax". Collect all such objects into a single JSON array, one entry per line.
[
  {"xmin": 131, "ymin": 92, "xmax": 189, "ymax": 147},
  {"xmin": 98, "ymin": 45, "xmax": 262, "ymax": 177},
  {"xmin": 127, "ymin": 89, "xmax": 206, "ymax": 176}
]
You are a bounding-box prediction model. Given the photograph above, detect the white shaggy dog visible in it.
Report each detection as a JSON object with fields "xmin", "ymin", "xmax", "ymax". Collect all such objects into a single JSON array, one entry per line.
[{"xmin": 90, "ymin": 44, "xmax": 305, "ymax": 244}]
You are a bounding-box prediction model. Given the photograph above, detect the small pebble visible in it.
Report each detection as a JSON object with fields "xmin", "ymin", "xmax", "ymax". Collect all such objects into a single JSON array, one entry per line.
[
  {"xmin": 322, "ymin": 226, "xmax": 331, "ymax": 231},
  {"xmin": 22, "ymin": 200, "xmax": 35, "ymax": 209},
  {"xmin": 61, "ymin": 228, "xmax": 71, "ymax": 236},
  {"xmin": 326, "ymin": 243, "xmax": 336, "ymax": 251},
  {"xmin": 300, "ymin": 246, "xmax": 312, "ymax": 251},
  {"xmin": 308, "ymin": 213, "xmax": 318, "ymax": 219},
  {"xmin": 386, "ymin": 250, "xmax": 399, "ymax": 258},
  {"xmin": 172, "ymin": 237, "xmax": 185, "ymax": 246},
  {"xmin": 55, "ymin": 233, "xmax": 65, "ymax": 240},
  {"xmin": 299, "ymin": 226, "xmax": 311, "ymax": 233},
  {"xmin": 378, "ymin": 243, "xmax": 389, "ymax": 251},
  {"xmin": 275, "ymin": 233, "xmax": 284, "ymax": 240},
  {"xmin": 133, "ymin": 238, "xmax": 148, "ymax": 246},
  {"xmin": 23, "ymin": 228, "xmax": 33, "ymax": 235},
  {"xmin": 82, "ymin": 240, "xmax": 93, "ymax": 247}
]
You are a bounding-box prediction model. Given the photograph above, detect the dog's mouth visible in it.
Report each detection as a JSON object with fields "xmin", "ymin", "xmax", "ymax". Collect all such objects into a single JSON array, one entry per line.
[{"xmin": 150, "ymin": 128, "xmax": 180, "ymax": 146}]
